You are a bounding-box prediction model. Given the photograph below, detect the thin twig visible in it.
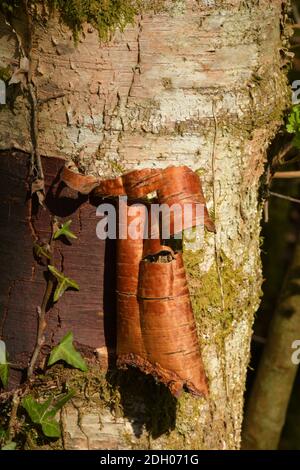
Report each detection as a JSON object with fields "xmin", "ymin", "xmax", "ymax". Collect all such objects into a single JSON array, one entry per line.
[
  {"xmin": 271, "ymin": 142, "xmax": 294, "ymax": 168},
  {"xmin": 28, "ymin": 20, "xmax": 44, "ymax": 185},
  {"xmin": 273, "ymin": 171, "xmax": 300, "ymax": 179},
  {"xmin": 27, "ymin": 293, "xmax": 52, "ymax": 378},
  {"xmin": 269, "ymin": 191, "xmax": 300, "ymax": 204},
  {"xmin": 264, "ymin": 166, "xmax": 271, "ymax": 223},
  {"xmin": 8, "ymin": 391, "xmax": 20, "ymax": 441},
  {"xmin": 28, "ymin": 82, "xmax": 44, "ymax": 182},
  {"xmin": 276, "ymin": 155, "xmax": 300, "ymax": 167},
  {"xmin": 5, "ymin": 7, "xmax": 44, "ymax": 193},
  {"xmin": 264, "ymin": 199, "xmax": 269, "ymax": 223},
  {"xmin": 4, "ymin": 18, "xmax": 26, "ymax": 57},
  {"xmin": 252, "ymin": 334, "xmax": 267, "ymax": 345},
  {"xmin": 27, "ymin": 224, "xmax": 55, "ymax": 378}
]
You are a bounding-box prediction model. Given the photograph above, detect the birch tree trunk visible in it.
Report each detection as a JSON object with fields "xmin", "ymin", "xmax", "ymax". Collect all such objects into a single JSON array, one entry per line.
[{"xmin": 0, "ymin": 0, "xmax": 291, "ymax": 450}]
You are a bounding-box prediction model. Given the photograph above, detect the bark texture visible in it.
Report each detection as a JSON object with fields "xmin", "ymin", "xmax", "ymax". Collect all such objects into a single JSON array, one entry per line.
[
  {"xmin": 0, "ymin": 0, "xmax": 291, "ymax": 450},
  {"xmin": 0, "ymin": 151, "xmax": 116, "ymax": 387}
]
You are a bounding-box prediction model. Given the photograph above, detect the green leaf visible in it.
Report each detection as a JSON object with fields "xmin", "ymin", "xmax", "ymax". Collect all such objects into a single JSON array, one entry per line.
[
  {"xmin": 292, "ymin": 133, "xmax": 300, "ymax": 150},
  {"xmin": 41, "ymin": 419, "xmax": 61, "ymax": 438},
  {"xmin": 22, "ymin": 396, "xmax": 59, "ymax": 438},
  {"xmin": 0, "ymin": 366, "xmax": 9, "ymax": 388},
  {"xmin": 0, "ymin": 427, "xmax": 7, "ymax": 443},
  {"xmin": 48, "ymin": 332, "xmax": 88, "ymax": 372},
  {"xmin": 0, "ymin": 340, "xmax": 9, "ymax": 387},
  {"xmin": 286, "ymin": 105, "xmax": 300, "ymax": 134},
  {"xmin": 22, "ymin": 391, "xmax": 75, "ymax": 439},
  {"xmin": 48, "ymin": 265, "xmax": 79, "ymax": 302},
  {"xmin": 33, "ymin": 243, "xmax": 51, "ymax": 260},
  {"xmin": 46, "ymin": 390, "xmax": 75, "ymax": 418},
  {"xmin": 22, "ymin": 396, "xmax": 52, "ymax": 422},
  {"xmin": 1, "ymin": 442, "xmax": 17, "ymax": 450},
  {"xmin": 54, "ymin": 220, "xmax": 77, "ymax": 241}
]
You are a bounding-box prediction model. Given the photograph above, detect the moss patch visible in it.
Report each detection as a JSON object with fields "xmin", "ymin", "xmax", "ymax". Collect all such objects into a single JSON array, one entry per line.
[
  {"xmin": 0, "ymin": 66, "xmax": 11, "ymax": 82},
  {"xmin": 47, "ymin": 0, "xmax": 141, "ymax": 41},
  {"xmin": 183, "ymin": 249, "xmax": 250, "ymax": 344},
  {"xmin": 0, "ymin": 0, "xmax": 171, "ymax": 41}
]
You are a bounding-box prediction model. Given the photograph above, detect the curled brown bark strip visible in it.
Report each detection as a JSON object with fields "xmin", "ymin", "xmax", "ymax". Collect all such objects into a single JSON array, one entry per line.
[
  {"xmin": 116, "ymin": 201, "xmax": 146, "ymax": 361},
  {"xmin": 122, "ymin": 168, "xmax": 162, "ymax": 198},
  {"xmin": 62, "ymin": 165, "xmax": 216, "ymax": 234},
  {"xmin": 117, "ymin": 353, "xmax": 202, "ymax": 398},
  {"xmin": 136, "ymin": 239, "xmax": 208, "ymax": 397},
  {"xmin": 139, "ymin": 291, "xmax": 208, "ymax": 397},
  {"xmin": 61, "ymin": 167, "xmax": 100, "ymax": 194},
  {"xmin": 61, "ymin": 164, "xmax": 213, "ymax": 397},
  {"xmin": 157, "ymin": 166, "xmax": 216, "ymax": 234}
]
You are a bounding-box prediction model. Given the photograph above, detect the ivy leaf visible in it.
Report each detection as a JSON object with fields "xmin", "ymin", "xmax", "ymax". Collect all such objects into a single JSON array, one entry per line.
[
  {"xmin": 1, "ymin": 442, "xmax": 17, "ymax": 450},
  {"xmin": 0, "ymin": 427, "xmax": 7, "ymax": 443},
  {"xmin": 292, "ymin": 133, "xmax": 300, "ymax": 150},
  {"xmin": 0, "ymin": 340, "xmax": 9, "ymax": 388},
  {"xmin": 286, "ymin": 105, "xmax": 300, "ymax": 134},
  {"xmin": 48, "ymin": 265, "xmax": 79, "ymax": 302},
  {"xmin": 22, "ymin": 396, "xmax": 60, "ymax": 438},
  {"xmin": 33, "ymin": 242, "xmax": 51, "ymax": 261},
  {"xmin": 40, "ymin": 420, "xmax": 61, "ymax": 438},
  {"xmin": 54, "ymin": 220, "xmax": 77, "ymax": 241},
  {"xmin": 22, "ymin": 390, "xmax": 75, "ymax": 438},
  {"xmin": 48, "ymin": 332, "xmax": 88, "ymax": 372},
  {"xmin": 46, "ymin": 390, "xmax": 75, "ymax": 418}
]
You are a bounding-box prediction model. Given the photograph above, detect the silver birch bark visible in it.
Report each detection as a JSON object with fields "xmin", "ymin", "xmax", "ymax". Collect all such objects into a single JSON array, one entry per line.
[{"xmin": 0, "ymin": 0, "xmax": 291, "ymax": 450}]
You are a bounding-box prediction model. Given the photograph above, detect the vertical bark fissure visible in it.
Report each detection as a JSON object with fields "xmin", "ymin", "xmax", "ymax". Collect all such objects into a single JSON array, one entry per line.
[
  {"xmin": 126, "ymin": 15, "xmax": 143, "ymax": 109},
  {"xmin": 211, "ymin": 100, "xmax": 225, "ymax": 312}
]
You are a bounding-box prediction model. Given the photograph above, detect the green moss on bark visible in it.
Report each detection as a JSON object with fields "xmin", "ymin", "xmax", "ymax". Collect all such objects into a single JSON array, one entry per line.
[
  {"xmin": 0, "ymin": 66, "xmax": 11, "ymax": 82},
  {"xmin": 183, "ymin": 249, "xmax": 252, "ymax": 344},
  {"xmin": 47, "ymin": 0, "xmax": 141, "ymax": 40},
  {"xmin": 0, "ymin": 0, "xmax": 170, "ymax": 41}
]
